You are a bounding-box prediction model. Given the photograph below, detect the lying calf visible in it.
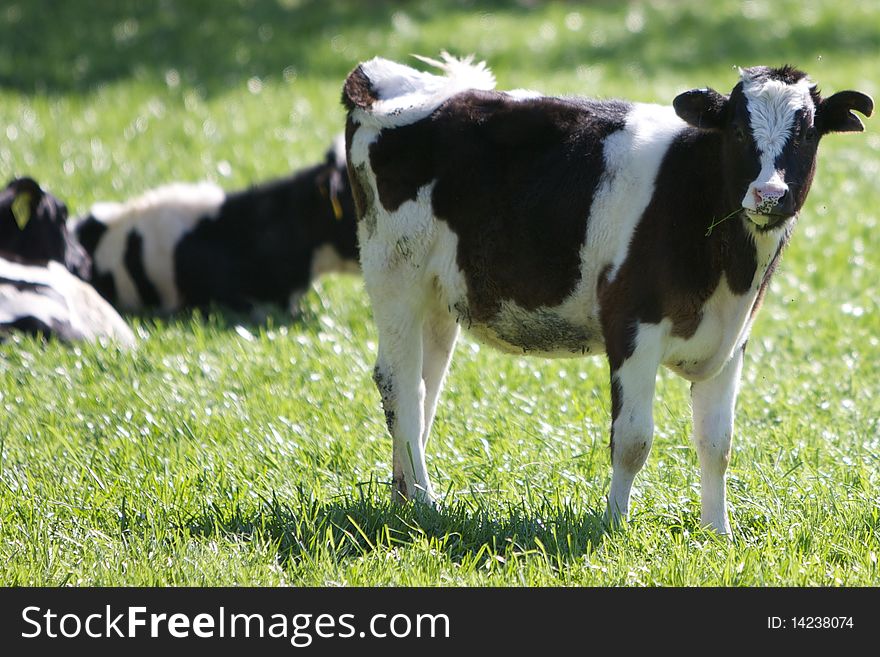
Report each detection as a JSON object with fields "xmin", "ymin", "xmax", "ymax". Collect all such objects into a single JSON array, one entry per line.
[
  {"xmin": 343, "ymin": 53, "xmax": 872, "ymax": 534},
  {"xmin": 0, "ymin": 254, "xmax": 135, "ymax": 347},
  {"xmin": 72, "ymin": 136, "xmax": 359, "ymax": 316},
  {"xmin": 0, "ymin": 177, "xmax": 131, "ymax": 345}
]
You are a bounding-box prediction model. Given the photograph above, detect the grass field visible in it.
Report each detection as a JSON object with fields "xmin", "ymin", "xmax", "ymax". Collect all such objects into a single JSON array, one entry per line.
[{"xmin": 1, "ymin": 0, "xmax": 878, "ymax": 586}]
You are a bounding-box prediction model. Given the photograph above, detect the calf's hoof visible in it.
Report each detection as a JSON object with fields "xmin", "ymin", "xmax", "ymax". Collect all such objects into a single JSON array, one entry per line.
[{"xmin": 391, "ymin": 477, "xmax": 437, "ymax": 507}]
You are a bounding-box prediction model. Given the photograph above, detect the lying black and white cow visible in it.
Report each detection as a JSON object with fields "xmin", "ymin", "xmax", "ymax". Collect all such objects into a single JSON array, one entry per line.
[
  {"xmin": 0, "ymin": 252, "xmax": 136, "ymax": 347},
  {"xmin": 71, "ymin": 136, "xmax": 359, "ymax": 316},
  {"xmin": 343, "ymin": 53, "xmax": 873, "ymax": 534},
  {"xmin": 0, "ymin": 178, "xmax": 134, "ymax": 346}
]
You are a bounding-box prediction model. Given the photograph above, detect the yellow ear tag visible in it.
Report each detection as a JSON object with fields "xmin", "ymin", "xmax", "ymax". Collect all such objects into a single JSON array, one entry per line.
[
  {"xmin": 330, "ymin": 192, "xmax": 343, "ymax": 221},
  {"xmin": 12, "ymin": 192, "xmax": 31, "ymax": 230}
]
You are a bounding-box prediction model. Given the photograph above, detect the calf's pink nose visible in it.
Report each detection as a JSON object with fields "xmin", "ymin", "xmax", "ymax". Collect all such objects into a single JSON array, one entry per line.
[{"xmin": 754, "ymin": 181, "xmax": 787, "ymax": 205}]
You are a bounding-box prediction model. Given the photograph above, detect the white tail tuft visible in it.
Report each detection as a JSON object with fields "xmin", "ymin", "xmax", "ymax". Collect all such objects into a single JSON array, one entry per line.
[
  {"xmin": 353, "ymin": 51, "xmax": 496, "ymax": 128},
  {"xmin": 410, "ymin": 51, "xmax": 495, "ymax": 89}
]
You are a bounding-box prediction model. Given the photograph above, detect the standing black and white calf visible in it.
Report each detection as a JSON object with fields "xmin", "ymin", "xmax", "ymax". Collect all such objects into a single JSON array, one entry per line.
[
  {"xmin": 71, "ymin": 136, "xmax": 359, "ymax": 315},
  {"xmin": 0, "ymin": 178, "xmax": 134, "ymax": 346},
  {"xmin": 342, "ymin": 53, "xmax": 873, "ymax": 534}
]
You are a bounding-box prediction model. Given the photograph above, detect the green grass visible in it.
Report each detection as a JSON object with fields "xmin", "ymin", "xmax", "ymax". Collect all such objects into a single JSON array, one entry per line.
[{"xmin": 1, "ymin": 0, "xmax": 879, "ymax": 586}]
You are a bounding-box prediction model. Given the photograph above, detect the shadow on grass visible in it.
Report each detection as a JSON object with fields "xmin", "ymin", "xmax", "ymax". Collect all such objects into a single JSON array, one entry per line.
[
  {"xmin": 119, "ymin": 273, "xmax": 370, "ymax": 344},
  {"xmin": 123, "ymin": 292, "xmax": 350, "ymax": 335},
  {"xmin": 1, "ymin": 0, "xmax": 390, "ymax": 94},
  {"xmin": 2, "ymin": 0, "xmax": 875, "ymax": 95},
  {"xmin": 182, "ymin": 483, "xmax": 607, "ymax": 568},
  {"xmin": 128, "ymin": 303, "xmax": 302, "ymax": 331}
]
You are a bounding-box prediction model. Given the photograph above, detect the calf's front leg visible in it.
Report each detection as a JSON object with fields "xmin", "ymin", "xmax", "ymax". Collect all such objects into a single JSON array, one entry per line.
[
  {"xmin": 605, "ymin": 325, "xmax": 664, "ymax": 528},
  {"xmin": 690, "ymin": 345, "xmax": 744, "ymax": 536}
]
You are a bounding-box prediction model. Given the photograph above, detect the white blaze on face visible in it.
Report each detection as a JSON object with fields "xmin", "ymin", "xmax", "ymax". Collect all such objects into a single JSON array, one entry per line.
[{"xmin": 741, "ymin": 70, "xmax": 815, "ymax": 214}]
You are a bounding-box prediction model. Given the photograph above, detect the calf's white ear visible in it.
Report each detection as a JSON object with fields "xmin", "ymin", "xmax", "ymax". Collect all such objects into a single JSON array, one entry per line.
[
  {"xmin": 817, "ymin": 91, "xmax": 874, "ymax": 135},
  {"xmin": 673, "ymin": 88, "xmax": 729, "ymax": 131}
]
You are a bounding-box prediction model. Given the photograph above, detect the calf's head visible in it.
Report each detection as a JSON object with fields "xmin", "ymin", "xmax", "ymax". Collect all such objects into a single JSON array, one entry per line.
[
  {"xmin": 0, "ymin": 177, "xmax": 91, "ymax": 279},
  {"xmin": 674, "ymin": 66, "xmax": 873, "ymax": 230}
]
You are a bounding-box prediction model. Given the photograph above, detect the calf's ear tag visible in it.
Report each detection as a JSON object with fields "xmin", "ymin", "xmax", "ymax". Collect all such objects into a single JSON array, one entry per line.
[
  {"xmin": 330, "ymin": 191, "xmax": 343, "ymax": 221},
  {"xmin": 12, "ymin": 192, "xmax": 31, "ymax": 230}
]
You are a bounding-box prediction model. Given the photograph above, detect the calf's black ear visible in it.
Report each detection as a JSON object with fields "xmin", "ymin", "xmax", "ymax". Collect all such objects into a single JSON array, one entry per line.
[
  {"xmin": 673, "ymin": 88, "xmax": 729, "ymax": 131},
  {"xmin": 817, "ymin": 91, "xmax": 874, "ymax": 135}
]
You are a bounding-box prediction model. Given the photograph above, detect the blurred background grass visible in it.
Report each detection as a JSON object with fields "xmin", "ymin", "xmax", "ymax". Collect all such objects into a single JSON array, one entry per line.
[
  {"xmin": 3, "ymin": 0, "xmax": 878, "ymax": 93},
  {"xmin": 2, "ymin": 0, "xmax": 877, "ymax": 206}
]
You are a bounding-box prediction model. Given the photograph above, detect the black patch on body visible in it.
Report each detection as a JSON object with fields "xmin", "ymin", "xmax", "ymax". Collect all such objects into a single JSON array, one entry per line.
[
  {"xmin": 73, "ymin": 215, "xmax": 107, "ymax": 256},
  {"xmin": 174, "ymin": 156, "xmax": 359, "ymax": 312},
  {"xmin": 368, "ymin": 90, "xmax": 630, "ymax": 326},
  {"xmin": 123, "ymin": 230, "xmax": 161, "ymax": 307},
  {"xmin": 90, "ymin": 270, "xmax": 118, "ymax": 305},
  {"xmin": 72, "ymin": 216, "xmax": 119, "ymax": 304}
]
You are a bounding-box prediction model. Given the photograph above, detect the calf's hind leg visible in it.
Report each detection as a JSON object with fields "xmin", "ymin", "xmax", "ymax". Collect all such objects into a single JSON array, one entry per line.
[
  {"xmin": 370, "ymin": 295, "xmax": 435, "ymax": 505},
  {"xmin": 420, "ymin": 306, "xmax": 459, "ymax": 449}
]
